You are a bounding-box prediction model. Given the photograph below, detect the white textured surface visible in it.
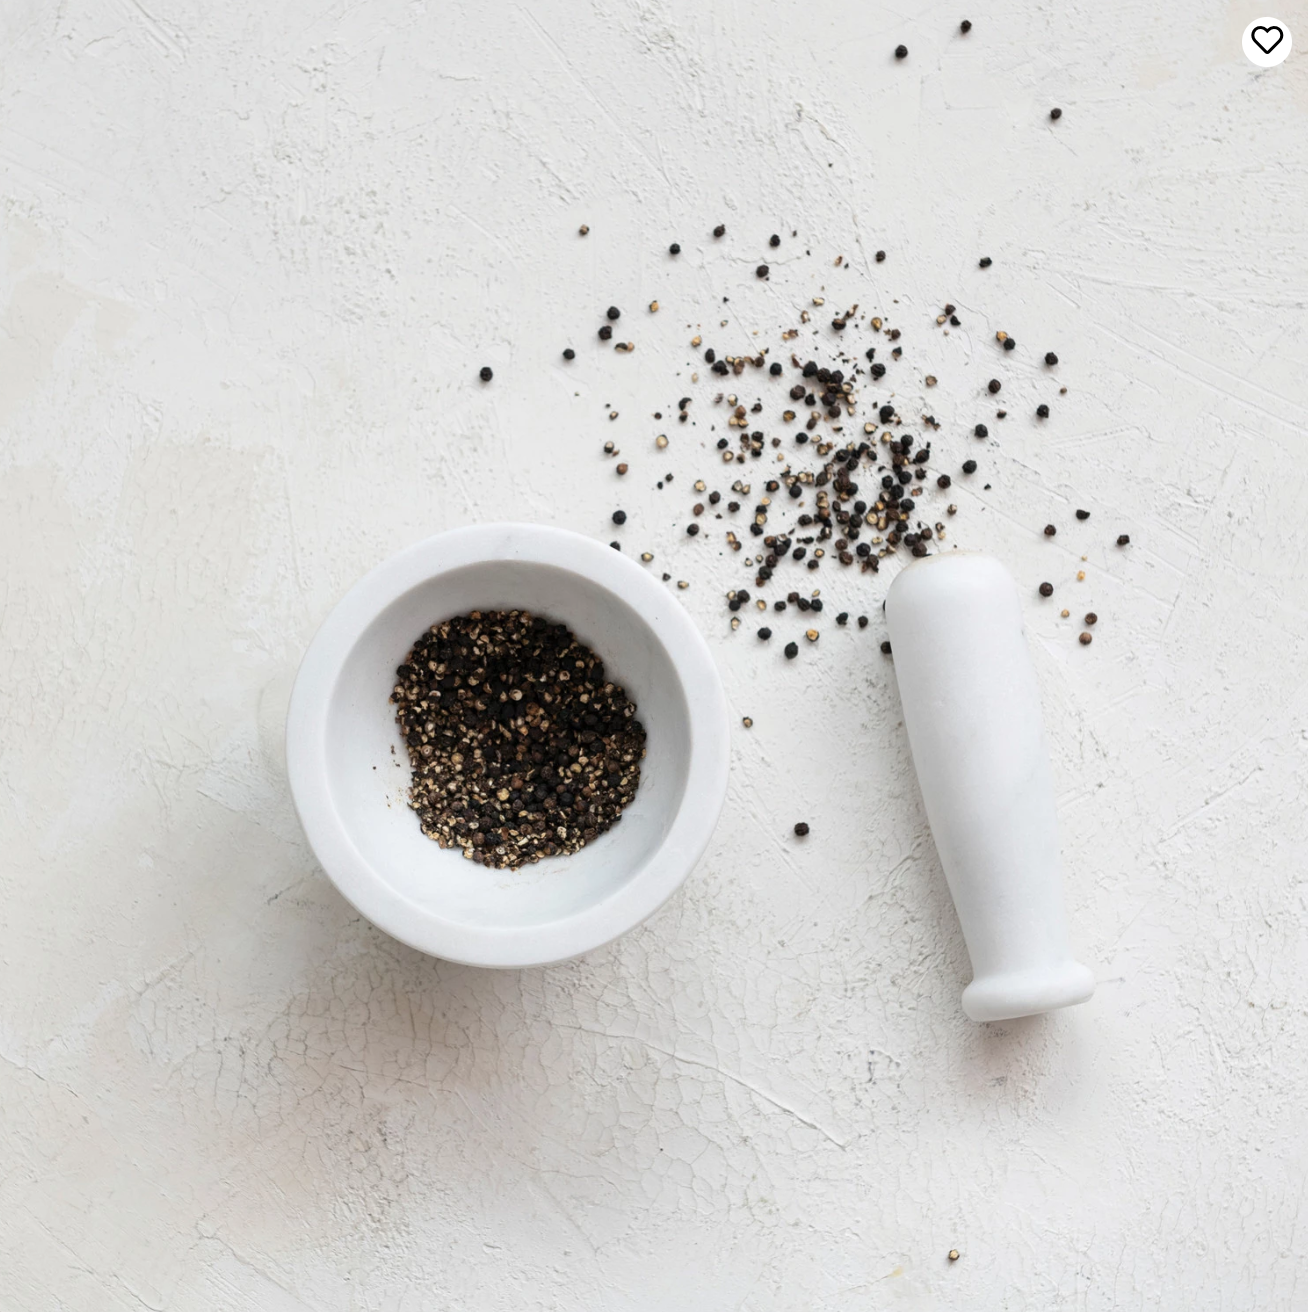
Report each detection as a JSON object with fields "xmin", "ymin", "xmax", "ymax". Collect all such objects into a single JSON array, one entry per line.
[{"xmin": 3, "ymin": 1, "xmax": 1307, "ymax": 1307}]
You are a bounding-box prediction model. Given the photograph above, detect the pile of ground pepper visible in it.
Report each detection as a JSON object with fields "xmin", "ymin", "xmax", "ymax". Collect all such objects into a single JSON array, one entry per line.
[{"xmin": 391, "ymin": 610, "xmax": 646, "ymax": 869}]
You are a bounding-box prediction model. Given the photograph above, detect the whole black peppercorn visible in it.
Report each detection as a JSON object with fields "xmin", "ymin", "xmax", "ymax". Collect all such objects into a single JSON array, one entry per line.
[
  {"xmin": 704, "ymin": 348, "xmax": 716, "ymax": 363},
  {"xmin": 1075, "ymin": 508, "xmax": 1090, "ymax": 520},
  {"xmin": 1039, "ymin": 582, "xmax": 1054, "ymax": 597},
  {"xmin": 1045, "ymin": 352, "xmax": 1059, "ymax": 366},
  {"xmin": 612, "ymin": 509, "xmax": 627, "ymax": 524},
  {"xmin": 962, "ymin": 459, "xmax": 978, "ymax": 474},
  {"xmin": 960, "ymin": 18, "xmax": 972, "ymax": 31},
  {"xmin": 769, "ymin": 233, "xmax": 781, "ymax": 247},
  {"xmin": 988, "ymin": 379, "xmax": 1001, "ymax": 394},
  {"xmin": 479, "ymin": 366, "xmax": 493, "ymax": 381},
  {"xmin": 599, "ymin": 325, "xmax": 613, "ymax": 340},
  {"xmin": 1044, "ymin": 524, "xmax": 1057, "ymax": 536},
  {"xmin": 894, "ymin": 44, "xmax": 908, "ymax": 58},
  {"xmin": 610, "ymin": 542, "xmax": 621, "ymax": 550},
  {"xmin": 870, "ymin": 362, "xmax": 886, "ymax": 378},
  {"xmin": 875, "ymin": 250, "xmax": 886, "ymax": 262},
  {"xmin": 1050, "ymin": 107, "xmax": 1062, "ymax": 119},
  {"xmin": 793, "ymin": 821, "xmax": 810, "ymax": 836},
  {"xmin": 784, "ymin": 641, "xmax": 798, "ymax": 659},
  {"xmin": 1003, "ymin": 337, "xmax": 1016, "ymax": 351},
  {"xmin": 836, "ymin": 612, "xmax": 849, "ymax": 625},
  {"xmin": 713, "ymin": 224, "xmax": 726, "ymax": 238},
  {"xmin": 1117, "ymin": 533, "xmax": 1131, "ymax": 546},
  {"xmin": 756, "ymin": 264, "xmax": 769, "ymax": 279},
  {"xmin": 788, "ymin": 483, "xmax": 802, "ymax": 498},
  {"xmin": 857, "ymin": 615, "xmax": 869, "ymax": 628},
  {"xmin": 606, "ymin": 306, "xmax": 621, "ymax": 321},
  {"xmin": 758, "ymin": 627, "xmax": 772, "ymax": 640},
  {"xmin": 686, "ymin": 524, "xmax": 699, "ymax": 536},
  {"xmin": 562, "ymin": 348, "xmax": 575, "ymax": 360},
  {"xmin": 979, "ymin": 256, "xmax": 992, "ymax": 268},
  {"xmin": 1036, "ymin": 403, "xmax": 1050, "ymax": 418},
  {"xmin": 937, "ymin": 474, "xmax": 952, "ymax": 488},
  {"xmin": 716, "ymin": 437, "xmax": 728, "ymax": 449},
  {"xmin": 1079, "ymin": 631, "xmax": 1092, "ymax": 645},
  {"xmin": 810, "ymin": 598, "xmax": 823, "ymax": 612},
  {"xmin": 879, "ymin": 404, "xmax": 895, "ymax": 422},
  {"xmin": 1085, "ymin": 612, "xmax": 1098, "ymax": 626},
  {"xmin": 880, "ymin": 640, "xmax": 892, "ymax": 654},
  {"xmin": 669, "ymin": 242, "xmax": 681, "ymax": 254}
]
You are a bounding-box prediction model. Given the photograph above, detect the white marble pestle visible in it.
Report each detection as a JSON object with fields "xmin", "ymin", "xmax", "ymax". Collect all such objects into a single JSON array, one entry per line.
[{"xmin": 885, "ymin": 552, "xmax": 1095, "ymax": 1021}]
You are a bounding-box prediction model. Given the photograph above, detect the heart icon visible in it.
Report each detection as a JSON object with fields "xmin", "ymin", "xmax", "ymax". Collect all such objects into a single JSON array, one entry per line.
[{"xmin": 1252, "ymin": 24, "xmax": 1283, "ymax": 53}]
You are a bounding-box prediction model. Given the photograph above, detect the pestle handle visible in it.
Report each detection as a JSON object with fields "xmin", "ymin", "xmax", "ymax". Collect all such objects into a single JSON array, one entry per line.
[{"xmin": 885, "ymin": 553, "xmax": 1095, "ymax": 1021}]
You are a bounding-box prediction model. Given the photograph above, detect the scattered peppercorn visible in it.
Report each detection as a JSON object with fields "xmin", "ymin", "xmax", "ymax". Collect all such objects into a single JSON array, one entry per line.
[
  {"xmin": 895, "ymin": 44, "xmax": 908, "ymax": 58},
  {"xmin": 713, "ymin": 224, "xmax": 726, "ymax": 238},
  {"xmin": 1036, "ymin": 404, "xmax": 1050, "ymax": 418},
  {"xmin": 1045, "ymin": 352, "xmax": 1058, "ymax": 366},
  {"xmin": 578, "ymin": 224, "xmax": 589, "ymax": 235},
  {"xmin": 1117, "ymin": 534, "xmax": 1131, "ymax": 546},
  {"xmin": 758, "ymin": 627, "xmax": 772, "ymax": 640},
  {"xmin": 1085, "ymin": 612, "xmax": 1098, "ymax": 625},
  {"xmin": 612, "ymin": 510, "xmax": 627, "ymax": 524},
  {"xmin": 784, "ymin": 641, "xmax": 798, "ymax": 659},
  {"xmin": 1079, "ymin": 631, "xmax": 1092, "ymax": 645},
  {"xmin": 479, "ymin": 366, "xmax": 493, "ymax": 382},
  {"xmin": 769, "ymin": 361, "xmax": 783, "ymax": 376},
  {"xmin": 1039, "ymin": 582, "xmax": 1054, "ymax": 597},
  {"xmin": 599, "ymin": 325, "xmax": 613, "ymax": 340},
  {"xmin": 757, "ymin": 265, "xmax": 769, "ymax": 278},
  {"xmin": 793, "ymin": 821, "xmax": 810, "ymax": 836},
  {"xmin": 857, "ymin": 615, "xmax": 869, "ymax": 628},
  {"xmin": 669, "ymin": 242, "xmax": 681, "ymax": 254},
  {"xmin": 962, "ymin": 459, "xmax": 977, "ymax": 474},
  {"xmin": 949, "ymin": 1250, "xmax": 961, "ymax": 1262},
  {"xmin": 880, "ymin": 640, "xmax": 892, "ymax": 654},
  {"xmin": 1044, "ymin": 524, "xmax": 1057, "ymax": 536},
  {"xmin": 1076, "ymin": 508, "xmax": 1090, "ymax": 520},
  {"xmin": 937, "ymin": 474, "xmax": 952, "ymax": 488},
  {"xmin": 979, "ymin": 256, "xmax": 992, "ymax": 268},
  {"xmin": 875, "ymin": 250, "xmax": 886, "ymax": 262},
  {"xmin": 959, "ymin": 19, "xmax": 971, "ymax": 32},
  {"xmin": 1003, "ymin": 337, "xmax": 1016, "ymax": 351},
  {"xmin": 1050, "ymin": 107, "xmax": 1062, "ymax": 119},
  {"xmin": 562, "ymin": 348, "xmax": 575, "ymax": 360},
  {"xmin": 988, "ymin": 379, "xmax": 1001, "ymax": 394},
  {"xmin": 616, "ymin": 463, "xmax": 628, "ymax": 475}
]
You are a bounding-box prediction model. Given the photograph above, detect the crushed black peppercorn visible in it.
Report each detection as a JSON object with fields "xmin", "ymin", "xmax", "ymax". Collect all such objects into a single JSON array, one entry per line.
[{"xmin": 392, "ymin": 610, "xmax": 646, "ymax": 869}]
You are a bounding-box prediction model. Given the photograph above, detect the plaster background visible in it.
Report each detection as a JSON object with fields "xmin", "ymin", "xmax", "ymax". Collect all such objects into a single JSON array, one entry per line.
[{"xmin": 3, "ymin": 1, "xmax": 1308, "ymax": 1307}]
